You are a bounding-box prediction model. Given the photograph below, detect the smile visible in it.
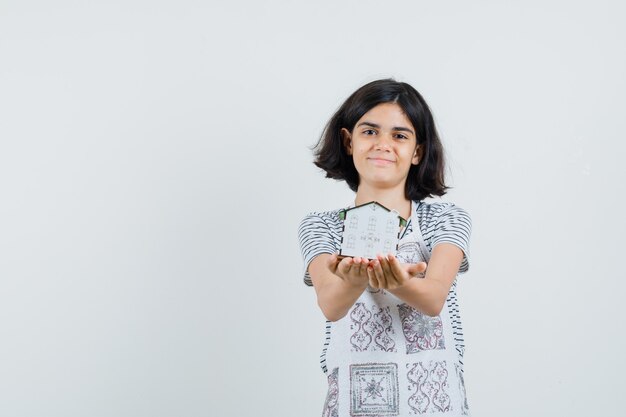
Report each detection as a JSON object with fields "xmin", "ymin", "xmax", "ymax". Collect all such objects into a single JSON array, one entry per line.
[{"xmin": 368, "ymin": 158, "xmax": 396, "ymax": 165}]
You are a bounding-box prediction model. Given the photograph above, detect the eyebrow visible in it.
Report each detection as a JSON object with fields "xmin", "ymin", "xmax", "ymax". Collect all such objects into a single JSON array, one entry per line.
[{"xmin": 356, "ymin": 122, "xmax": 415, "ymax": 135}]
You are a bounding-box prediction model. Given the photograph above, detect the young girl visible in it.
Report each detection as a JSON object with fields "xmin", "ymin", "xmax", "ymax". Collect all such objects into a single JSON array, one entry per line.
[{"xmin": 298, "ymin": 79, "xmax": 472, "ymax": 416}]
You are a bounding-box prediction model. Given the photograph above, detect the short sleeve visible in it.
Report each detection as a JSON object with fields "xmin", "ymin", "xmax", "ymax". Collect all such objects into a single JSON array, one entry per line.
[
  {"xmin": 431, "ymin": 205, "xmax": 472, "ymax": 274},
  {"xmin": 297, "ymin": 213, "xmax": 337, "ymax": 286}
]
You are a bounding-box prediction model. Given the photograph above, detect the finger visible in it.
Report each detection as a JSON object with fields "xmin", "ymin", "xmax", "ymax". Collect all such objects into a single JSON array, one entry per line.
[
  {"xmin": 372, "ymin": 259, "xmax": 387, "ymax": 289},
  {"xmin": 361, "ymin": 258, "xmax": 372, "ymax": 275},
  {"xmin": 387, "ymin": 254, "xmax": 407, "ymax": 285},
  {"xmin": 367, "ymin": 266, "xmax": 379, "ymax": 288},
  {"xmin": 377, "ymin": 254, "xmax": 393, "ymax": 279},
  {"xmin": 355, "ymin": 257, "xmax": 369, "ymax": 277},
  {"xmin": 349, "ymin": 257, "xmax": 359, "ymax": 277},
  {"xmin": 354, "ymin": 257, "xmax": 363, "ymax": 273},
  {"xmin": 337, "ymin": 257, "xmax": 353, "ymax": 276}
]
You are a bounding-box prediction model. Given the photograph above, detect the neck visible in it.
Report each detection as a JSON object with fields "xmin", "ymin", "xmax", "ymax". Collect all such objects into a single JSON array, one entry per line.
[{"xmin": 354, "ymin": 183, "xmax": 412, "ymax": 221}]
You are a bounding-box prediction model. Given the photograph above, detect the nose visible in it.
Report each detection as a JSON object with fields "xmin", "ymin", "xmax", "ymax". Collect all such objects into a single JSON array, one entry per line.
[{"xmin": 374, "ymin": 132, "xmax": 393, "ymax": 150}]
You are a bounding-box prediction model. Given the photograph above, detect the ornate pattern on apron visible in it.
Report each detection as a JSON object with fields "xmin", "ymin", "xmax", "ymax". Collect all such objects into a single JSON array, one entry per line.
[
  {"xmin": 350, "ymin": 303, "xmax": 397, "ymax": 352},
  {"xmin": 322, "ymin": 367, "xmax": 339, "ymax": 417},
  {"xmin": 406, "ymin": 361, "xmax": 452, "ymax": 414},
  {"xmin": 398, "ymin": 303, "xmax": 446, "ymax": 353},
  {"xmin": 350, "ymin": 363, "xmax": 400, "ymax": 416}
]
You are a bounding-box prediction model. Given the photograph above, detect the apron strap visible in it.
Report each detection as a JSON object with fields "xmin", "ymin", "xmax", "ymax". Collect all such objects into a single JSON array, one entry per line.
[{"xmin": 409, "ymin": 201, "xmax": 432, "ymax": 263}]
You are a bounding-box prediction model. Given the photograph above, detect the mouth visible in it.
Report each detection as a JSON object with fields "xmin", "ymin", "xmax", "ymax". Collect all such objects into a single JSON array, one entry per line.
[{"xmin": 367, "ymin": 157, "xmax": 396, "ymax": 165}]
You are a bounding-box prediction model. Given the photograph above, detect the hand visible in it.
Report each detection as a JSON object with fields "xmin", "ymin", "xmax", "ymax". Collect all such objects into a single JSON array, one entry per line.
[
  {"xmin": 367, "ymin": 253, "xmax": 428, "ymax": 290},
  {"xmin": 327, "ymin": 253, "xmax": 371, "ymax": 289}
]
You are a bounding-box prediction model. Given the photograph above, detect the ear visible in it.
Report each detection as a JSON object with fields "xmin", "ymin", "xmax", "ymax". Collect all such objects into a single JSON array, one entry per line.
[
  {"xmin": 341, "ymin": 128, "xmax": 353, "ymax": 155},
  {"xmin": 412, "ymin": 144, "xmax": 423, "ymax": 165}
]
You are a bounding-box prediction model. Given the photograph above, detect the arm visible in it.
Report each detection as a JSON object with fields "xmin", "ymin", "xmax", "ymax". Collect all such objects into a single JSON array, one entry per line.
[
  {"xmin": 308, "ymin": 254, "xmax": 371, "ymax": 322},
  {"xmin": 369, "ymin": 243, "xmax": 464, "ymax": 316},
  {"xmin": 298, "ymin": 213, "xmax": 375, "ymax": 321}
]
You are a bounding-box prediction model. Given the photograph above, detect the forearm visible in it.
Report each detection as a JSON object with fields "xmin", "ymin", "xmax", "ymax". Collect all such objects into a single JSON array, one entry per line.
[
  {"xmin": 316, "ymin": 275, "xmax": 368, "ymax": 322},
  {"xmin": 388, "ymin": 277, "xmax": 449, "ymax": 317},
  {"xmin": 385, "ymin": 243, "xmax": 464, "ymax": 316}
]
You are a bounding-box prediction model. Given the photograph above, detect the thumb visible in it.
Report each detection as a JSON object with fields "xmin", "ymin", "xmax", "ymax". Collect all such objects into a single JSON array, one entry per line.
[
  {"xmin": 327, "ymin": 253, "xmax": 339, "ymax": 271},
  {"xmin": 407, "ymin": 261, "xmax": 427, "ymax": 276}
]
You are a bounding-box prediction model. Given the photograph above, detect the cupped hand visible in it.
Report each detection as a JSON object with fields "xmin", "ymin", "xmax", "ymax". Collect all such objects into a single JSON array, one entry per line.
[
  {"xmin": 367, "ymin": 253, "xmax": 428, "ymax": 290},
  {"xmin": 327, "ymin": 253, "xmax": 371, "ymax": 288}
]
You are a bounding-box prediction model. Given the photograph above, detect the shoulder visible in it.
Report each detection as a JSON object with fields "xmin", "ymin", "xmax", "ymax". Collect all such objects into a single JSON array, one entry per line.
[
  {"xmin": 297, "ymin": 208, "xmax": 346, "ymax": 286},
  {"xmin": 414, "ymin": 200, "xmax": 472, "ymax": 248},
  {"xmin": 415, "ymin": 200, "xmax": 471, "ymax": 227},
  {"xmin": 415, "ymin": 200, "xmax": 472, "ymax": 273},
  {"xmin": 297, "ymin": 207, "xmax": 346, "ymax": 248},
  {"xmin": 298, "ymin": 208, "xmax": 344, "ymax": 233}
]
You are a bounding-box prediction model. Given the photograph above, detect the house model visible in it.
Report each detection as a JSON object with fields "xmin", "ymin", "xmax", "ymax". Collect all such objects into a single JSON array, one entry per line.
[{"xmin": 338, "ymin": 201, "xmax": 407, "ymax": 260}]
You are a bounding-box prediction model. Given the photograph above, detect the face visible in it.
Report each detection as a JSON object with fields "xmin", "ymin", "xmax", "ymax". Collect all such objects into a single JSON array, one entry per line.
[{"xmin": 342, "ymin": 102, "xmax": 422, "ymax": 191}]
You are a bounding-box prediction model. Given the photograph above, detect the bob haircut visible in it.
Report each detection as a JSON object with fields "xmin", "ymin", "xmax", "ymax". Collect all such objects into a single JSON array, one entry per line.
[{"xmin": 313, "ymin": 78, "xmax": 448, "ymax": 201}]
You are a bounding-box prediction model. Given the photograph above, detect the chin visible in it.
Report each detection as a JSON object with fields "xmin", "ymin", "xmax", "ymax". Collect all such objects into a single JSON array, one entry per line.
[{"xmin": 366, "ymin": 178, "xmax": 402, "ymax": 189}]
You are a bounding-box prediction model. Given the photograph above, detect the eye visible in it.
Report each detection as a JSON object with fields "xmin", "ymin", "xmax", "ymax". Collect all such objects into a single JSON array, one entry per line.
[
  {"xmin": 363, "ymin": 129, "xmax": 377, "ymax": 135},
  {"xmin": 394, "ymin": 133, "xmax": 408, "ymax": 140}
]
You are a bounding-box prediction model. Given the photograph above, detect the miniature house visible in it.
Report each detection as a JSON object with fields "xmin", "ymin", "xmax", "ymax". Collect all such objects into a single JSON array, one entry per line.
[{"xmin": 338, "ymin": 201, "xmax": 407, "ymax": 260}]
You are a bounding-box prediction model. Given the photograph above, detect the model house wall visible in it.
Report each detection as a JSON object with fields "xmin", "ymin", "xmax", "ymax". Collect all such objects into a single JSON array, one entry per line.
[{"xmin": 339, "ymin": 202, "xmax": 405, "ymax": 259}]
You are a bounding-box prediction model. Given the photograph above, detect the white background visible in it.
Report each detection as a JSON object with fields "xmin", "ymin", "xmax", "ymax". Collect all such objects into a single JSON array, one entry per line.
[{"xmin": 1, "ymin": 1, "xmax": 624, "ymax": 416}]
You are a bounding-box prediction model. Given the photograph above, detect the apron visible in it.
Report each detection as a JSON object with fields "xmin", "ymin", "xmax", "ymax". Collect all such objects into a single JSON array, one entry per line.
[{"xmin": 321, "ymin": 201, "xmax": 470, "ymax": 417}]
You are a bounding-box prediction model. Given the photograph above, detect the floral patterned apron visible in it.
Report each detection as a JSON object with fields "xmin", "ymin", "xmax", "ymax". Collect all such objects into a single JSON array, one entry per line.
[{"xmin": 320, "ymin": 202, "xmax": 470, "ymax": 417}]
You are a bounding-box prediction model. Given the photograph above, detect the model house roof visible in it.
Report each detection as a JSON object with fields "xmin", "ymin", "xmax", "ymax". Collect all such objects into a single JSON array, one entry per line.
[{"xmin": 339, "ymin": 201, "xmax": 407, "ymax": 227}]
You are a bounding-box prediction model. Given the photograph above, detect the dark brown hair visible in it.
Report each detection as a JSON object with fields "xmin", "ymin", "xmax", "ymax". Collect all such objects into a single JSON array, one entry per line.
[{"xmin": 313, "ymin": 78, "xmax": 448, "ymax": 201}]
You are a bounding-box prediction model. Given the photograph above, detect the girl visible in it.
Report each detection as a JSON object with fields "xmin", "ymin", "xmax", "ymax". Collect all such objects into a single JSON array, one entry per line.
[{"xmin": 298, "ymin": 79, "xmax": 472, "ymax": 416}]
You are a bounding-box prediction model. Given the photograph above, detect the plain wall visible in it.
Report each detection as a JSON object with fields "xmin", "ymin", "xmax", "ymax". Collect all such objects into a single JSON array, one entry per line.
[{"xmin": 1, "ymin": 1, "xmax": 624, "ymax": 416}]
